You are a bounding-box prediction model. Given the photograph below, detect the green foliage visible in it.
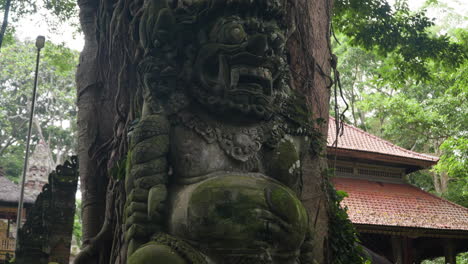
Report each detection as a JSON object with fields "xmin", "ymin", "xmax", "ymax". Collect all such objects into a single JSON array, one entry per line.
[
  {"xmin": 435, "ymin": 137, "xmax": 468, "ymax": 178},
  {"xmin": 109, "ymin": 156, "xmax": 127, "ymax": 180},
  {"xmin": 326, "ymin": 170, "xmax": 367, "ymax": 264},
  {"xmin": 333, "ymin": 0, "xmax": 467, "ymax": 82},
  {"xmin": 405, "ymin": 170, "xmax": 435, "ymax": 193},
  {"xmin": 0, "ymin": 37, "xmax": 78, "ymax": 180},
  {"xmin": 332, "ymin": 0, "xmax": 468, "ymax": 209},
  {"xmin": 423, "ymin": 252, "xmax": 468, "ymax": 264},
  {"xmin": 73, "ymin": 199, "xmax": 82, "ymax": 248},
  {"xmin": 0, "ymin": 0, "xmax": 77, "ymax": 29},
  {"xmin": 1, "ymin": 145, "xmax": 24, "ymax": 182},
  {"xmin": 443, "ymin": 178, "xmax": 468, "ymax": 208},
  {"xmin": 434, "ymin": 137, "xmax": 468, "ymax": 207}
]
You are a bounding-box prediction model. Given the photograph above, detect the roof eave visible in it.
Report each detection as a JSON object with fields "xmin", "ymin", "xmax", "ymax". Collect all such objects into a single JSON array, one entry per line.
[
  {"xmin": 355, "ymin": 223, "xmax": 468, "ymax": 239},
  {"xmin": 0, "ymin": 200, "xmax": 35, "ymax": 207},
  {"xmin": 327, "ymin": 147, "xmax": 438, "ymax": 172}
]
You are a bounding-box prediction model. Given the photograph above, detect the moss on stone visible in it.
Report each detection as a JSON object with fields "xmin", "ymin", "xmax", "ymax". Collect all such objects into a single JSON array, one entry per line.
[
  {"xmin": 130, "ymin": 158, "xmax": 168, "ymax": 179},
  {"xmin": 125, "ymin": 149, "xmax": 134, "ymax": 192},
  {"xmin": 184, "ymin": 174, "xmax": 307, "ymax": 251},
  {"xmin": 267, "ymin": 138, "xmax": 300, "ymax": 187},
  {"xmin": 131, "ymin": 135, "xmax": 170, "ymax": 164},
  {"xmin": 148, "ymin": 184, "xmax": 167, "ymax": 221},
  {"xmin": 127, "ymin": 243, "xmax": 187, "ymax": 264}
]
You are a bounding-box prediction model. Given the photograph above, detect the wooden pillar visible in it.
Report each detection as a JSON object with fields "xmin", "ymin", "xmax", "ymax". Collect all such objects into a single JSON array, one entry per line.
[
  {"xmin": 403, "ymin": 237, "xmax": 414, "ymax": 264},
  {"xmin": 392, "ymin": 236, "xmax": 404, "ymax": 264},
  {"xmin": 444, "ymin": 239, "xmax": 456, "ymax": 264},
  {"xmin": 413, "ymin": 245, "xmax": 422, "ymax": 264},
  {"xmin": 6, "ymin": 218, "xmax": 10, "ymax": 238}
]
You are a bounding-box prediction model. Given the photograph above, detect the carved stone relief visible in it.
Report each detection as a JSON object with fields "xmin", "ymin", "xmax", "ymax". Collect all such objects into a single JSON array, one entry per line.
[{"xmin": 124, "ymin": 1, "xmax": 317, "ymax": 263}]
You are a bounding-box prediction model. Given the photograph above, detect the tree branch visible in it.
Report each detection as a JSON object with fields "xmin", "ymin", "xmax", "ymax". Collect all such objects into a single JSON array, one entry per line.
[
  {"xmin": 0, "ymin": 0, "xmax": 12, "ymax": 52},
  {"xmin": 0, "ymin": 137, "xmax": 17, "ymax": 157}
]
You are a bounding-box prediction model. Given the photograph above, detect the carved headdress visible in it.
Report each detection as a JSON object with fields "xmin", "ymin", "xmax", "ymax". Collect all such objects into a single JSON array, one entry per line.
[
  {"xmin": 138, "ymin": 0, "xmax": 291, "ymax": 120},
  {"xmin": 139, "ymin": 0, "xmax": 287, "ymax": 52}
]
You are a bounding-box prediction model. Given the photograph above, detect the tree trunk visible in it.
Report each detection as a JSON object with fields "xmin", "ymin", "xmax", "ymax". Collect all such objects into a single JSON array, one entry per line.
[
  {"xmin": 75, "ymin": 0, "xmax": 332, "ymax": 263},
  {"xmin": 0, "ymin": 0, "xmax": 12, "ymax": 52},
  {"xmin": 432, "ymin": 171, "xmax": 443, "ymax": 194},
  {"xmin": 440, "ymin": 171, "xmax": 449, "ymax": 194},
  {"xmin": 76, "ymin": 0, "xmax": 115, "ymax": 262},
  {"xmin": 287, "ymin": 1, "xmax": 332, "ymax": 262}
]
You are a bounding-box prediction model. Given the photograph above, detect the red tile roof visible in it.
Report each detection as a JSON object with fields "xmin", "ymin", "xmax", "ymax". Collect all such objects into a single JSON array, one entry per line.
[
  {"xmin": 332, "ymin": 177, "xmax": 468, "ymax": 231},
  {"xmin": 327, "ymin": 117, "xmax": 438, "ymax": 164}
]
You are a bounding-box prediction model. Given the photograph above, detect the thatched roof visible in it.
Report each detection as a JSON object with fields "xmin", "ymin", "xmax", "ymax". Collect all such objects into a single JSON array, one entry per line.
[{"xmin": 0, "ymin": 172, "xmax": 35, "ymax": 205}]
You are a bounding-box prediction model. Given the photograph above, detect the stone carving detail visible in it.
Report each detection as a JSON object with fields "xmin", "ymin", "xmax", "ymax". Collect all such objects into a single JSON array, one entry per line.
[
  {"xmin": 24, "ymin": 140, "xmax": 55, "ymax": 199},
  {"xmin": 124, "ymin": 1, "xmax": 316, "ymax": 263},
  {"xmin": 15, "ymin": 157, "xmax": 78, "ymax": 264}
]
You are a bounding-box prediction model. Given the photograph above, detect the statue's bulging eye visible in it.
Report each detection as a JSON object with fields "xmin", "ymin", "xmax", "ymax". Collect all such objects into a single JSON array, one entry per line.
[{"xmin": 222, "ymin": 23, "xmax": 246, "ymax": 44}]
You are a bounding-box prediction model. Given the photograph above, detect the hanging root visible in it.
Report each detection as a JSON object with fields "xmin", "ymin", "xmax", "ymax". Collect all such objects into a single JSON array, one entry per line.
[{"xmin": 74, "ymin": 181, "xmax": 117, "ymax": 264}]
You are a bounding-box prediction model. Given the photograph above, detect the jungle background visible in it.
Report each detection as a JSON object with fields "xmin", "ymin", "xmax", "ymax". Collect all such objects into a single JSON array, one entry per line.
[{"xmin": 0, "ymin": 0, "xmax": 466, "ymax": 262}]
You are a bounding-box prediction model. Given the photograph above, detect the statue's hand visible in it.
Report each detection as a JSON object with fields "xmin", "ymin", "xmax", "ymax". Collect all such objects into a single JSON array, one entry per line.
[
  {"xmin": 125, "ymin": 169, "xmax": 168, "ymax": 257},
  {"xmin": 124, "ymin": 114, "xmax": 170, "ymax": 260},
  {"xmin": 125, "ymin": 181, "xmax": 152, "ymax": 236},
  {"xmin": 263, "ymin": 186, "xmax": 309, "ymax": 251},
  {"xmin": 253, "ymin": 208, "xmax": 293, "ymax": 243}
]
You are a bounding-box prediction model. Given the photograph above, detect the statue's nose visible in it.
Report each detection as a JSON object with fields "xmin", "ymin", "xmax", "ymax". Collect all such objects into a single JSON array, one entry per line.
[{"xmin": 246, "ymin": 34, "xmax": 269, "ymax": 56}]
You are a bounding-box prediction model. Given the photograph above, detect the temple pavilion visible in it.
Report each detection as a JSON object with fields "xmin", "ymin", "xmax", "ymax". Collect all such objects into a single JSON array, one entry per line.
[
  {"xmin": 0, "ymin": 141, "xmax": 54, "ymax": 263},
  {"xmin": 327, "ymin": 117, "xmax": 468, "ymax": 264},
  {"xmin": 0, "ymin": 168, "xmax": 35, "ymax": 263}
]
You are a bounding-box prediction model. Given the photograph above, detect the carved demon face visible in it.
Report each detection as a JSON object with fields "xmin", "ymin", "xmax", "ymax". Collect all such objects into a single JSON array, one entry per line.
[
  {"xmin": 138, "ymin": 1, "xmax": 289, "ymax": 118},
  {"xmin": 190, "ymin": 15, "xmax": 288, "ymax": 119}
]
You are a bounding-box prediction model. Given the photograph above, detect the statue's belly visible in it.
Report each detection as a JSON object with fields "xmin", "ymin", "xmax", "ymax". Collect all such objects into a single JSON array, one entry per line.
[{"xmin": 168, "ymin": 172, "xmax": 308, "ymax": 260}]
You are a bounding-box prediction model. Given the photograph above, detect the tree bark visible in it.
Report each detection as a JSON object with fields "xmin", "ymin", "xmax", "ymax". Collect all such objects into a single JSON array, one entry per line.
[
  {"xmin": 76, "ymin": 0, "xmax": 115, "ymax": 262},
  {"xmin": 287, "ymin": 0, "xmax": 332, "ymax": 262},
  {"xmin": 440, "ymin": 171, "xmax": 449, "ymax": 193},
  {"xmin": 432, "ymin": 171, "xmax": 442, "ymax": 194},
  {"xmin": 75, "ymin": 0, "xmax": 333, "ymax": 262}
]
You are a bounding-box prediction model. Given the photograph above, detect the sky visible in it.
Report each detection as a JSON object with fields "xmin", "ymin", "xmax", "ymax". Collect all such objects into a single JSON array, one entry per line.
[
  {"xmin": 12, "ymin": 0, "xmax": 467, "ymax": 52},
  {"xmin": 14, "ymin": 8, "xmax": 84, "ymax": 51}
]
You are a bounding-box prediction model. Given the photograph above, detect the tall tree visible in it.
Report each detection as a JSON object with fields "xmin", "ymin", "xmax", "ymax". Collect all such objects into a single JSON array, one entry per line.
[
  {"xmin": 0, "ymin": 38, "xmax": 78, "ymax": 179},
  {"xmin": 75, "ymin": 0, "xmax": 332, "ymax": 263},
  {"xmin": 0, "ymin": 0, "xmax": 78, "ymax": 51},
  {"xmin": 332, "ymin": 1, "xmax": 468, "ymax": 205},
  {"xmin": 0, "ymin": 0, "xmax": 11, "ymax": 49}
]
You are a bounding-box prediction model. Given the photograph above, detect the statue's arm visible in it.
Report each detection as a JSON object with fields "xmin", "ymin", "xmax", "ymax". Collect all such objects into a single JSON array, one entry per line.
[
  {"xmin": 299, "ymin": 226, "xmax": 315, "ymax": 263},
  {"xmin": 124, "ymin": 114, "xmax": 170, "ymax": 258}
]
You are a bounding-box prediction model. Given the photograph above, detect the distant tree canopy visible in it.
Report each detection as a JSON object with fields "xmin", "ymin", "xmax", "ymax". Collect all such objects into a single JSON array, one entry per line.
[
  {"xmin": 0, "ymin": 38, "xmax": 78, "ymax": 181},
  {"xmin": 332, "ymin": 0, "xmax": 467, "ymax": 208},
  {"xmin": 0, "ymin": 0, "xmax": 78, "ymax": 51},
  {"xmin": 334, "ymin": 0, "xmax": 466, "ymax": 81}
]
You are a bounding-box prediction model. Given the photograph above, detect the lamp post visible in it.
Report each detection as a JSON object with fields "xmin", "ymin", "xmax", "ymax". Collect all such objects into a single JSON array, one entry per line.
[{"xmin": 15, "ymin": 35, "xmax": 45, "ymax": 251}]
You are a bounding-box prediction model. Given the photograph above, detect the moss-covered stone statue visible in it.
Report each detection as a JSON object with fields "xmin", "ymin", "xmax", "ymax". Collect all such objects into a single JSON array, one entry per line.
[{"xmin": 124, "ymin": 0, "xmax": 317, "ymax": 263}]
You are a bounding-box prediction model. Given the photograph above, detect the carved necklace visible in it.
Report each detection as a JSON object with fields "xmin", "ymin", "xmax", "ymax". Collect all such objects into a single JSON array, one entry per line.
[{"xmin": 177, "ymin": 111, "xmax": 266, "ymax": 163}]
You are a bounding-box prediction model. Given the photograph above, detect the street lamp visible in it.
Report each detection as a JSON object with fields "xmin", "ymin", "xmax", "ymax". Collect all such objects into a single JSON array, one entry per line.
[{"xmin": 15, "ymin": 35, "xmax": 45, "ymax": 251}]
